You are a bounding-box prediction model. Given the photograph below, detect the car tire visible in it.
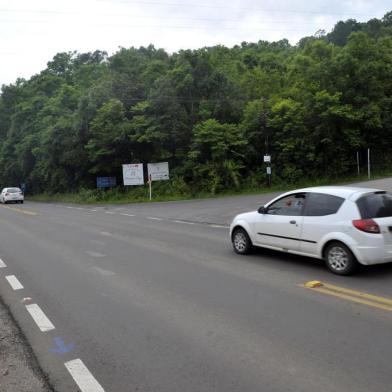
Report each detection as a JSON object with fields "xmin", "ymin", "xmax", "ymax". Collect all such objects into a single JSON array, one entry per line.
[
  {"xmin": 20, "ymin": 201, "xmax": 24, "ymax": 204},
  {"xmin": 232, "ymin": 227, "xmax": 252, "ymax": 255},
  {"xmin": 324, "ymin": 241, "xmax": 358, "ymax": 275}
]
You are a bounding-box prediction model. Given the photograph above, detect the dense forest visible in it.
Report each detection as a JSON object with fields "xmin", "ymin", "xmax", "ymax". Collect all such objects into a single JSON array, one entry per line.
[{"xmin": 1, "ymin": 12, "xmax": 392, "ymax": 195}]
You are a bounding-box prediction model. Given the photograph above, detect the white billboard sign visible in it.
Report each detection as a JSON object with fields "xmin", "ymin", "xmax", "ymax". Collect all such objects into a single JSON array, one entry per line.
[
  {"xmin": 122, "ymin": 163, "xmax": 144, "ymax": 185},
  {"xmin": 147, "ymin": 162, "xmax": 169, "ymax": 181}
]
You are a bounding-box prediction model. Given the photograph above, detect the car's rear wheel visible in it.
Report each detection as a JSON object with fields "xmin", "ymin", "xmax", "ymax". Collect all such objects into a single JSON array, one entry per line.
[
  {"xmin": 324, "ymin": 241, "xmax": 358, "ymax": 275},
  {"xmin": 232, "ymin": 227, "xmax": 252, "ymax": 255}
]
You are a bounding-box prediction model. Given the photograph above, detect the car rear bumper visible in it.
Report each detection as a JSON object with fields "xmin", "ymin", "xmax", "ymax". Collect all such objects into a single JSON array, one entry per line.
[
  {"xmin": 4, "ymin": 197, "xmax": 23, "ymax": 202},
  {"xmin": 353, "ymin": 245, "xmax": 392, "ymax": 265}
]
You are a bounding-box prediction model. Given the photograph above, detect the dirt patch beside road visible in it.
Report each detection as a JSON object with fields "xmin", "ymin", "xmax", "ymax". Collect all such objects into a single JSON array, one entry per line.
[{"xmin": 0, "ymin": 299, "xmax": 53, "ymax": 392}]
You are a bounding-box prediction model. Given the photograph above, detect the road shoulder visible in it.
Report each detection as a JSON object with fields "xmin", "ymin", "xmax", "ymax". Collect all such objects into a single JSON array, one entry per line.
[{"xmin": 0, "ymin": 298, "xmax": 53, "ymax": 392}]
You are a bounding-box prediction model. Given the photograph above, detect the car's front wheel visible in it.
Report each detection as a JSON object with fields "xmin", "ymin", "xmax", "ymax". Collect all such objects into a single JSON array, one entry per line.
[
  {"xmin": 324, "ymin": 241, "xmax": 358, "ymax": 275},
  {"xmin": 232, "ymin": 227, "xmax": 252, "ymax": 255}
]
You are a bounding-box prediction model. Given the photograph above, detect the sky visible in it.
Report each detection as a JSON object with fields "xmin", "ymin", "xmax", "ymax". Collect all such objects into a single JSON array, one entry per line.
[{"xmin": 0, "ymin": 0, "xmax": 391, "ymax": 86}]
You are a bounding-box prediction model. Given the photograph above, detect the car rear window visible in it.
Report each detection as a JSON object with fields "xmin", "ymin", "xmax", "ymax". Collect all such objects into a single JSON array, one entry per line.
[
  {"xmin": 356, "ymin": 192, "xmax": 392, "ymax": 219},
  {"xmin": 304, "ymin": 193, "xmax": 345, "ymax": 216},
  {"xmin": 8, "ymin": 188, "xmax": 21, "ymax": 193}
]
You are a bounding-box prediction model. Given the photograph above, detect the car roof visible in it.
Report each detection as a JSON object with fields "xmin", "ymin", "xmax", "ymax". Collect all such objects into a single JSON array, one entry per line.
[{"xmin": 286, "ymin": 186, "xmax": 383, "ymax": 200}]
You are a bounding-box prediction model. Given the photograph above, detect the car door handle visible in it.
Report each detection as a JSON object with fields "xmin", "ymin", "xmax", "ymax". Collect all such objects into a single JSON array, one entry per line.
[{"xmin": 289, "ymin": 220, "xmax": 296, "ymax": 224}]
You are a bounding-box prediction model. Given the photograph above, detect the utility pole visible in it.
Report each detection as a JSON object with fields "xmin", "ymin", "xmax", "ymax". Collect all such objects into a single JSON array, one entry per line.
[
  {"xmin": 356, "ymin": 151, "xmax": 360, "ymax": 176},
  {"xmin": 261, "ymin": 98, "xmax": 271, "ymax": 187}
]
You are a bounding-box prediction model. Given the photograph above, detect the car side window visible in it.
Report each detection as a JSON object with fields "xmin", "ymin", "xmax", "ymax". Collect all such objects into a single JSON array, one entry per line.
[
  {"xmin": 266, "ymin": 193, "xmax": 306, "ymax": 216},
  {"xmin": 304, "ymin": 193, "xmax": 344, "ymax": 216}
]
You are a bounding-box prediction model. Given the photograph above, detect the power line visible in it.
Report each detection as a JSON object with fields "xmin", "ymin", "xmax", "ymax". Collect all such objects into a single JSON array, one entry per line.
[
  {"xmin": 0, "ymin": 14, "xmax": 331, "ymax": 25},
  {"xmin": 99, "ymin": 0, "xmax": 381, "ymax": 17},
  {"xmin": 0, "ymin": 3, "xmax": 383, "ymax": 18},
  {"xmin": 0, "ymin": 18, "xmax": 322, "ymax": 32}
]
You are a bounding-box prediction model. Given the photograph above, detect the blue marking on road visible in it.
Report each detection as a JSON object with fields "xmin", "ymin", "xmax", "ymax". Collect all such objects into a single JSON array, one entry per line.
[{"xmin": 49, "ymin": 337, "xmax": 75, "ymax": 354}]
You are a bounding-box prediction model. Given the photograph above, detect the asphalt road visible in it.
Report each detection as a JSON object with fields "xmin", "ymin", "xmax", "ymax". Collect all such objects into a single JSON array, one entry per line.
[{"xmin": 0, "ymin": 178, "xmax": 392, "ymax": 392}]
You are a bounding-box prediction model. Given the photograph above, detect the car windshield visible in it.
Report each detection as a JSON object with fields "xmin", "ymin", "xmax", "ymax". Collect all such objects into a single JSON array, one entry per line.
[{"xmin": 356, "ymin": 192, "xmax": 392, "ymax": 219}]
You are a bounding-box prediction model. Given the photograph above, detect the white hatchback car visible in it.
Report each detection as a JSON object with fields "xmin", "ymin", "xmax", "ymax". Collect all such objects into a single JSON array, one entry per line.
[
  {"xmin": 230, "ymin": 186, "xmax": 392, "ymax": 275},
  {"xmin": 0, "ymin": 187, "xmax": 24, "ymax": 204}
]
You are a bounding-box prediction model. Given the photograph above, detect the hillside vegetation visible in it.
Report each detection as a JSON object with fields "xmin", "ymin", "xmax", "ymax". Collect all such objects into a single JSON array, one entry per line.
[{"xmin": 1, "ymin": 12, "xmax": 392, "ymax": 196}]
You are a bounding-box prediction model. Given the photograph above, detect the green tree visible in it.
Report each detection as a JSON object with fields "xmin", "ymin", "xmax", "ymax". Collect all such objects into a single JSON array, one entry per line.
[{"xmin": 187, "ymin": 119, "xmax": 247, "ymax": 193}]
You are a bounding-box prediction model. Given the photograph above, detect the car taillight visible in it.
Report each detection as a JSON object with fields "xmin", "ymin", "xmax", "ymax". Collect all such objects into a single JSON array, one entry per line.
[{"xmin": 352, "ymin": 219, "xmax": 380, "ymax": 234}]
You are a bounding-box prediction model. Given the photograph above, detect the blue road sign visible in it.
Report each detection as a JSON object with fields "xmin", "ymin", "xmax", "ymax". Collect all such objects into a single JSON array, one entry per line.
[{"xmin": 96, "ymin": 177, "xmax": 116, "ymax": 188}]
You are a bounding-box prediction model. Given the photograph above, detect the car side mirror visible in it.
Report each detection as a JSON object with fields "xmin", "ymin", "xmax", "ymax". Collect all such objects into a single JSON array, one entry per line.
[{"xmin": 258, "ymin": 206, "xmax": 266, "ymax": 214}]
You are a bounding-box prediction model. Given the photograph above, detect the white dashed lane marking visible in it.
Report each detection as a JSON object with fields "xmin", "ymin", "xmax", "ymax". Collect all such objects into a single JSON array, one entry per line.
[
  {"xmin": 25, "ymin": 304, "xmax": 55, "ymax": 332},
  {"xmin": 85, "ymin": 251, "xmax": 106, "ymax": 258},
  {"xmin": 59, "ymin": 204, "xmax": 230, "ymax": 230},
  {"xmin": 5, "ymin": 275, "xmax": 24, "ymax": 290},
  {"xmin": 90, "ymin": 240, "xmax": 105, "ymax": 245},
  {"xmin": 65, "ymin": 359, "xmax": 105, "ymax": 392},
  {"xmin": 92, "ymin": 266, "xmax": 116, "ymax": 276},
  {"xmin": 0, "ymin": 258, "xmax": 6, "ymax": 268},
  {"xmin": 173, "ymin": 220, "xmax": 195, "ymax": 225},
  {"xmin": 99, "ymin": 231, "xmax": 113, "ymax": 237}
]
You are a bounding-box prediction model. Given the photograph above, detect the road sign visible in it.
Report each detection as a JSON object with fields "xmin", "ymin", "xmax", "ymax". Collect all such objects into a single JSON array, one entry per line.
[
  {"xmin": 264, "ymin": 155, "xmax": 271, "ymax": 163},
  {"xmin": 122, "ymin": 164, "xmax": 144, "ymax": 185},
  {"xmin": 147, "ymin": 162, "xmax": 169, "ymax": 181},
  {"xmin": 266, "ymin": 166, "xmax": 271, "ymax": 175},
  {"xmin": 96, "ymin": 177, "xmax": 116, "ymax": 188}
]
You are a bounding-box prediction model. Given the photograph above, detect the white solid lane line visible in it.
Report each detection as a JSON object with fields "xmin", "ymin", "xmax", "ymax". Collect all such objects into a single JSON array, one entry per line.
[
  {"xmin": 0, "ymin": 258, "xmax": 6, "ymax": 268},
  {"xmin": 5, "ymin": 275, "xmax": 24, "ymax": 290},
  {"xmin": 65, "ymin": 359, "xmax": 105, "ymax": 392},
  {"xmin": 25, "ymin": 304, "xmax": 55, "ymax": 332}
]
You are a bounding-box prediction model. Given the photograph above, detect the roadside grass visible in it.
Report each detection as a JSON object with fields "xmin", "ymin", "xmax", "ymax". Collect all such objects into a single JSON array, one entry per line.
[{"xmin": 28, "ymin": 170, "xmax": 392, "ymax": 205}]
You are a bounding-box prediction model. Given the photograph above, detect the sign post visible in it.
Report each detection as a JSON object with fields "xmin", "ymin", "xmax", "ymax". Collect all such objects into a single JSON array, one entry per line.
[
  {"xmin": 147, "ymin": 162, "xmax": 169, "ymax": 201},
  {"xmin": 356, "ymin": 151, "xmax": 360, "ymax": 176},
  {"xmin": 264, "ymin": 155, "xmax": 271, "ymax": 187},
  {"xmin": 148, "ymin": 174, "xmax": 152, "ymax": 201}
]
